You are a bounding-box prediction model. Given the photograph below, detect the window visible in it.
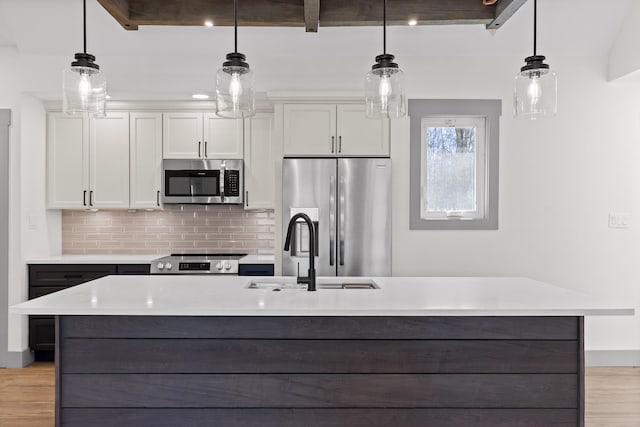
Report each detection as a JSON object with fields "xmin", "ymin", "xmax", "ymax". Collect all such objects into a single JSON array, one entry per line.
[{"xmin": 409, "ymin": 100, "xmax": 500, "ymax": 230}]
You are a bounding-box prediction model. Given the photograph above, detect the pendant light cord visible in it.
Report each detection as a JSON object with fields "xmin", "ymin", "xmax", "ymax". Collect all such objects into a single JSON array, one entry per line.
[
  {"xmin": 83, "ymin": 0, "xmax": 87, "ymax": 54},
  {"xmin": 234, "ymin": 0, "xmax": 238, "ymax": 53},
  {"xmin": 533, "ymin": 0, "xmax": 537, "ymax": 56},
  {"xmin": 383, "ymin": 0, "xmax": 387, "ymax": 54}
]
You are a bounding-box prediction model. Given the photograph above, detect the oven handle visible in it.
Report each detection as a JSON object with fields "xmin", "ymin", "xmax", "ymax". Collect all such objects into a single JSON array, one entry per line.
[{"xmin": 219, "ymin": 162, "xmax": 226, "ymax": 202}]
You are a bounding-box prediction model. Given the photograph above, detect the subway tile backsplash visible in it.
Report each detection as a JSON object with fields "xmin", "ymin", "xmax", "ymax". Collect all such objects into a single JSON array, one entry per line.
[{"xmin": 62, "ymin": 205, "xmax": 275, "ymax": 255}]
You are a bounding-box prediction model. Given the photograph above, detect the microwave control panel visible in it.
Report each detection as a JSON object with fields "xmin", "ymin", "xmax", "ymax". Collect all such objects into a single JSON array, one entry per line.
[{"xmin": 225, "ymin": 170, "xmax": 240, "ymax": 197}]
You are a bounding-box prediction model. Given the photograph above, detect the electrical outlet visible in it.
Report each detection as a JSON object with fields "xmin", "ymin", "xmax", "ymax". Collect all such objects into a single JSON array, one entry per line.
[{"xmin": 608, "ymin": 212, "xmax": 631, "ymax": 229}]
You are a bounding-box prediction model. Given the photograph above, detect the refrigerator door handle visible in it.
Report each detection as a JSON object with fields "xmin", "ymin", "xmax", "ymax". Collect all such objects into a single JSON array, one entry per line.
[
  {"xmin": 329, "ymin": 175, "xmax": 336, "ymax": 266},
  {"xmin": 339, "ymin": 175, "xmax": 345, "ymax": 266}
]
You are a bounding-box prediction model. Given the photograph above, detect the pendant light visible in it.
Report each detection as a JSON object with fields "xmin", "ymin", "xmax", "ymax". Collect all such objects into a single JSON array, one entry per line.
[
  {"xmin": 216, "ymin": 0, "xmax": 255, "ymax": 118},
  {"xmin": 514, "ymin": 0, "xmax": 557, "ymax": 120},
  {"xmin": 62, "ymin": 0, "xmax": 107, "ymax": 117},
  {"xmin": 365, "ymin": 0, "xmax": 406, "ymax": 119}
]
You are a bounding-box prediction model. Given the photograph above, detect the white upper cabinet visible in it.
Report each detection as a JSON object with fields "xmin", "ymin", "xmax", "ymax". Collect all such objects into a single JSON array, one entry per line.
[
  {"xmin": 47, "ymin": 112, "xmax": 88, "ymax": 209},
  {"xmin": 163, "ymin": 112, "xmax": 243, "ymax": 159},
  {"xmin": 336, "ymin": 104, "xmax": 389, "ymax": 156},
  {"xmin": 244, "ymin": 113, "xmax": 275, "ymax": 210},
  {"xmin": 283, "ymin": 104, "xmax": 336, "ymax": 156},
  {"xmin": 282, "ymin": 103, "xmax": 389, "ymax": 157},
  {"xmin": 162, "ymin": 112, "xmax": 204, "ymax": 159},
  {"xmin": 203, "ymin": 113, "xmax": 244, "ymax": 159},
  {"xmin": 130, "ymin": 112, "xmax": 163, "ymax": 210},
  {"xmin": 89, "ymin": 112, "xmax": 130, "ymax": 209},
  {"xmin": 48, "ymin": 112, "xmax": 130, "ymax": 209}
]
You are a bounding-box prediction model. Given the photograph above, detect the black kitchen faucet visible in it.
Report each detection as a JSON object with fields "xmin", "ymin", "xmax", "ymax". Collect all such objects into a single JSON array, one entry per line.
[{"xmin": 283, "ymin": 213, "xmax": 316, "ymax": 291}]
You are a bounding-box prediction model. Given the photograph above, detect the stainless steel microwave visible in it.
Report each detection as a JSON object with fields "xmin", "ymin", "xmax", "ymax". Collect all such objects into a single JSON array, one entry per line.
[{"xmin": 162, "ymin": 159, "xmax": 243, "ymax": 204}]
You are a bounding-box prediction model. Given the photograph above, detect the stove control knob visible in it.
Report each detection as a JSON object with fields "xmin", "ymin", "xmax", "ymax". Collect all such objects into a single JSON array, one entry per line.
[
  {"xmin": 224, "ymin": 261, "xmax": 232, "ymax": 270},
  {"xmin": 165, "ymin": 262, "xmax": 172, "ymax": 270},
  {"xmin": 216, "ymin": 262, "xmax": 224, "ymax": 271},
  {"xmin": 156, "ymin": 262, "xmax": 164, "ymax": 270}
]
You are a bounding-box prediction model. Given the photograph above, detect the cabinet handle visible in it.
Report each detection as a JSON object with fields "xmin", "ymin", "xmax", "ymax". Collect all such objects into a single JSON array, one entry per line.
[
  {"xmin": 198, "ymin": 141, "xmax": 202, "ymax": 158},
  {"xmin": 204, "ymin": 141, "xmax": 208, "ymax": 158},
  {"xmin": 245, "ymin": 191, "xmax": 248, "ymax": 207},
  {"xmin": 331, "ymin": 136, "xmax": 335, "ymax": 153},
  {"xmin": 156, "ymin": 190, "xmax": 160, "ymax": 207},
  {"xmin": 89, "ymin": 190, "xmax": 94, "ymax": 206},
  {"xmin": 338, "ymin": 136, "xmax": 342, "ymax": 153},
  {"xmin": 63, "ymin": 274, "xmax": 83, "ymax": 279},
  {"xmin": 83, "ymin": 190, "xmax": 87, "ymax": 206}
]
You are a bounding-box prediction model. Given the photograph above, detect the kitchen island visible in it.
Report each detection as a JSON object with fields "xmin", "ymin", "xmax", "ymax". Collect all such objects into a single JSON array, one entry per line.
[{"xmin": 11, "ymin": 276, "xmax": 633, "ymax": 427}]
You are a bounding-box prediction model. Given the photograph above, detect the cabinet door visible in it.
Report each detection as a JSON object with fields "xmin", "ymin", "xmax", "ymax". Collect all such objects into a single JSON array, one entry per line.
[
  {"xmin": 130, "ymin": 112, "xmax": 163, "ymax": 209},
  {"xmin": 244, "ymin": 113, "xmax": 274, "ymax": 210},
  {"xmin": 203, "ymin": 113, "xmax": 244, "ymax": 159},
  {"xmin": 162, "ymin": 112, "xmax": 203, "ymax": 159},
  {"xmin": 47, "ymin": 112, "xmax": 89, "ymax": 208},
  {"xmin": 89, "ymin": 112, "xmax": 130, "ymax": 208},
  {"xmin": 283, "ymin": 104, "xmax": 336, "ymax": 156},
  {"xmin": 336, "ymin": 104, "xmax": 389, "ymax": 156}
]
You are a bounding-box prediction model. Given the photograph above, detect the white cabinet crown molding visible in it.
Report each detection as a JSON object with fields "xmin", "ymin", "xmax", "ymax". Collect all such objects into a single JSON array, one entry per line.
[
  {"xmin": 44, "ymin": 96, "xmax": 274, "ymax": 113},
  {"xmin": 266, "ymin": 91, "xmax": 366, "ymax": 104}
]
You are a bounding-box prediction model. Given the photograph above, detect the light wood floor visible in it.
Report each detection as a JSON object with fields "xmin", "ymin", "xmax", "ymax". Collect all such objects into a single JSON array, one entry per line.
[{"xmin": 0, "ymin": 364, "xmax": 639, "ymax": 426}]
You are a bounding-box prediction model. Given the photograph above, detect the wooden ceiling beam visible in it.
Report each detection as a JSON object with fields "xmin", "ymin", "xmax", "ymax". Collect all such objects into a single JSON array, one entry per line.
[
  {"xmin": 97, "ymin": 0, "xmax": 138, "ymax": 30},
  {"xmin": 97, "ymin": 0, "xmax": 521, "ymax": 31},
  {"xmin": 486, "ymin": 0, "xmax": 528, "ymax": 30},
  {"xmin": 319, "ymin": 0, "xmax": 495, "ymax": 27},
  {"xmin": 304, "ymin": 0, "xmax": 320, "ymax": 33}
]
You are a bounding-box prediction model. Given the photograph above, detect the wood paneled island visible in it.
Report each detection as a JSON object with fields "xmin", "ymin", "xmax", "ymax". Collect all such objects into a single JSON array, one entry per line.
[{"xmin": 11, "ymin": 276, "xmax": 633, "ymax": 427}]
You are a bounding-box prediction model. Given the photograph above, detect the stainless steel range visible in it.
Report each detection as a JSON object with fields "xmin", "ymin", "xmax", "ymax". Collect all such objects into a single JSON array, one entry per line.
[{"xmin": 150, "ymin": 253, "xmax": 247, "ymax": 274}]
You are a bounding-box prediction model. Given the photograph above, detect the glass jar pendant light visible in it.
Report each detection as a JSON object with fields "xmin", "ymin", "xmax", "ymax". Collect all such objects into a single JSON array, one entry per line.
[
  {"xmin": 62, "ymin": 0, "xmax": 107, "ymax": 117},
  {"xmin": 514, "ymin": 0, "xmax": 557, "ymax": 119},
  {"xmin": 216, "ymin": 0, "xmax": 255, "ymax": 118},
  {"xmin": 365, "ymin": 0, "xmax": 406, "ymax": 119}
]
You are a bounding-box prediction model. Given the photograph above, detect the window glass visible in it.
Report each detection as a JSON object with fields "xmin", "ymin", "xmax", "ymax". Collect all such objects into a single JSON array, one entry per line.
[{"xmin": 420, "ymin": 117, "xmax": 486, "ymax": 220}]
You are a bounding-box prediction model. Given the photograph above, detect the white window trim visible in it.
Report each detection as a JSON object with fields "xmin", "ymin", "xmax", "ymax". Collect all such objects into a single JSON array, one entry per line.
[{"xmin": 419, "ymin": 116, "xmax": 487, "ymax": 221}]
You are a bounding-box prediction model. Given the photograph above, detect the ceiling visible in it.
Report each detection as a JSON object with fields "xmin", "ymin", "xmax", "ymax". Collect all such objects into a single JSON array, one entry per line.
[{"xmin": 0, "ymin": 0, "xmax": 633, "ymax": 100}]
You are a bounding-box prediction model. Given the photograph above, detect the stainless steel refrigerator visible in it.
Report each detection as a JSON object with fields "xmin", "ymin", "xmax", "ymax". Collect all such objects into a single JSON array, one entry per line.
[{"xmin": 282, "ymin": 158, "xmax": 391, "ymax": 277}]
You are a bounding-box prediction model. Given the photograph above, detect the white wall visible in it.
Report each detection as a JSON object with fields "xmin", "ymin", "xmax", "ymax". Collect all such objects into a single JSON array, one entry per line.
[
  {"xmin": 389, "ymin": 55, "xmax": 640, "ymax": 353},
  {"xmin": 609, "ymin": 0, "xmax": 640, "ymax": 81},
  {"xmin": 0, "ymin": 47, "xmax": 60, "ymax": 362}
]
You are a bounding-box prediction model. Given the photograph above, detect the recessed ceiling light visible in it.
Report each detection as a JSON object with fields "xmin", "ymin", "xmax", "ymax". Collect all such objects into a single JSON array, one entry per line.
[
  {"xmin": 204, "ymin": 20, "xmax": 214, "ymax": 27},
  {"xmin": 105, "ymin": 95, "xmax": 112, "ymax": 100},
  {"xmin": 192, "ymin": 94, "xmax": 210, "ymax": 100},
  {"xmin": 408, "ymin": 19, "xmax": 418, "ymax": 26}
]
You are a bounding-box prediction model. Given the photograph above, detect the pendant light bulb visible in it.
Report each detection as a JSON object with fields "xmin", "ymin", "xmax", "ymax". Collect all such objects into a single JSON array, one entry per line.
[
  {"xmin": 526, "ymin": 72, "xmax": 541, "ymax": 106},
  {"xmin": 514, "ymin": 0, "xmax": 556, "ymax": 120},
  {"xmin": 78, "ymin": 72, "xmax": 92, "ymax": 97},
  {"xmin": 62, "ymin": 0, "xmax": 107, "ymax": 117},
  {"xmin": 378, "ymin": 73, "xmax": 392, "ymax": 112},
  {"xmin": 215, "ymin": 0, "xmax": 255, "ymax": 119},
  {"xmin": 229, "ymin": 72, "xmax": 243, "ymax": 104},
  {"xmin": 365, "ymin": 0, "xmax": 407, "ymax": 119}
]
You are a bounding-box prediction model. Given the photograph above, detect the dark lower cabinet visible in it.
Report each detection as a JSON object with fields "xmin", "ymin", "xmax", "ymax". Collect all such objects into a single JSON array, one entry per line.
[
  {"xmin": 28, "ymin": 264, "xmax": 150, "ymax": 360},
  {"xmin": 238, "ymin": 263, "xmax": 275, "ymax": 276}
]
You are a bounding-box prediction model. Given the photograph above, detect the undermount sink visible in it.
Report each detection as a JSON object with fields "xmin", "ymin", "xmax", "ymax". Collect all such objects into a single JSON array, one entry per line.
[{"xmin": 247, "ymin": 280, "xmax": 380, "ymax": 291}]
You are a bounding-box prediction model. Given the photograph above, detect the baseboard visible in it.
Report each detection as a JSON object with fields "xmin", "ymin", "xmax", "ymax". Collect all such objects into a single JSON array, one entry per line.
[
  {"xmin": 585, "ymin": 350, "xmax": 640, "ymax": 367},
  {"xmin": 4, "ymin": 349, "xmax": 35, "ymax": 368}
]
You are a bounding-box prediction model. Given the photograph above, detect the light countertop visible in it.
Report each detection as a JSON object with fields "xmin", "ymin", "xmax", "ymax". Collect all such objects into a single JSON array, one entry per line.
[
  {"xmin": 10, "ymin": 275, "xmax": 634, "ymax": 317},
  {"xmin": 25, "ymin": 254, "xmax": 161, "ymax": 264},
  {"xmin": 25, "ymin": 254, "xmax": 275, "ymax": 265}
]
